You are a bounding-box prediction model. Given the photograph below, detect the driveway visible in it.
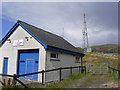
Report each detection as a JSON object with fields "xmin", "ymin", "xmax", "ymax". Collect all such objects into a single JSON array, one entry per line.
[{"xmin": 64, "ymin": 62, "xmax": 115, "ymax": 88}]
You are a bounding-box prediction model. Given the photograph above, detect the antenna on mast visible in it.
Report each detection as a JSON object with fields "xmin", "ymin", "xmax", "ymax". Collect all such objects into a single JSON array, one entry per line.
[{"xmin": 82, "ymin": 13, "xmax": 91, "ymax": 52}]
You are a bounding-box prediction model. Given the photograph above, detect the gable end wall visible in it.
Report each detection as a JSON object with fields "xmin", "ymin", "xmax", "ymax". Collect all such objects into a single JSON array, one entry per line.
[{"xmin": 0, "ymin": 25, "xmax": 46, "ymax": 82}]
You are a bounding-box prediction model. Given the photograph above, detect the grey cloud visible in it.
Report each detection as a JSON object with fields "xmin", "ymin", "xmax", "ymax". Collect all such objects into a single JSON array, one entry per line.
[
  {"xmin": 0, "ymin": 2, "xmax": 2, "ymax": 39},
  {"xmin": 2, "ymin": 2, "xmax": 118, "ymax": 47}
]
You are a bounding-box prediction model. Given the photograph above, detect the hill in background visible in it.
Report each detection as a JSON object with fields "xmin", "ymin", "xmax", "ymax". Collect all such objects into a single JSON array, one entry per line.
[
  {"xmin": 76, "ymin": 47, "xmax": 84, "ymax": 53},
  {"xmin": 76, "ymin": 44, "xmax": 119, "ymax": 53},
  {"xmin": 90, "ymin": 44, "xmax": 118, "ymax": 53}
]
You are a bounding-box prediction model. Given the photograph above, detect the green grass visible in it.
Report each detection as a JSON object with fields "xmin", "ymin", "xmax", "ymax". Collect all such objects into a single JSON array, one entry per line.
[
  {"xmin": 106, "ymin": 73, "xmax": 118, "ymax": 82},
  {"xmin": 79, "ymin": 74, "xmax": 102, "ymax": 88},
  {"xmin": 36, "ymin": 73, "xmax": 87, "ymax": 88},
  {"xmin": 1, "ymin": 85, "xmax": 21, "ymax": 90},
  {"xmin": 83, "ymin": 52, "xmax": 118, "ymax": 70},
  {"xmin": 83, "ymin": 52, "xmax": 119, "ymax": 87},
  {"xmin": 79, "ymin": 61, "xmax": 110, "ymax": 88}
]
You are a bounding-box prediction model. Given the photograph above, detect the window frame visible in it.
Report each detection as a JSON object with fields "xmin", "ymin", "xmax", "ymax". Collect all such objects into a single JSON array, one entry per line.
[
  {"xmin": 50, "ymin": 53, "xmax": 60, "ymax": 61},
  {"xmin": 75, "ymin": 56, "xmax": 80, "ymax": 63}
]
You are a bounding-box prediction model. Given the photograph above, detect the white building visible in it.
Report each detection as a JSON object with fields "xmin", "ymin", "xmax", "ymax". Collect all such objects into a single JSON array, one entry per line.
[{"xmin": 0, "ymin": 20, "xmax": 85, "ymax": 83}]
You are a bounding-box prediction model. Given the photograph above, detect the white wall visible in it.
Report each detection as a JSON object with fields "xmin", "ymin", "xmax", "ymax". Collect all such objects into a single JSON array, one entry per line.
[
  {"xmin": 45, "ymin": 50, "xmax": 82, "ymax": 83},
  {"xmin": 0, "ymin": 25, "xmax": 46, "ymax": 82},
  {"xmin": 0, "ymin": 25, "xmax": 83, "ymax": 83}
]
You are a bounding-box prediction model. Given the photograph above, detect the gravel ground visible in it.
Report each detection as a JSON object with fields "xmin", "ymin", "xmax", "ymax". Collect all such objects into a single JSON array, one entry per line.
[
  {"xmin": 0, "ymin": 76, "xmax": 42, "ymax": 88},
  {"xmin": 14, "ymin": 78, "xmax": 42, "ymax": 88}
]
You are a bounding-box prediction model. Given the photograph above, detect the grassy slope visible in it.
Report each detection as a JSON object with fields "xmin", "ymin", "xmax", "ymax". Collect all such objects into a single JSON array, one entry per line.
[
  {"xmin": 91, "ymin": 44, "xmax": 118, "ymax": 53},
  {"xmin": 36, "ymin": 52, "xmax": 118, "ymax": 88},
  {"xmin": 83, "ymin": 52, "xmax": 119, "ymax": 88},
  {"xmin": 36, "ymin": 73, "xmax": 87, "ymax": 88}
]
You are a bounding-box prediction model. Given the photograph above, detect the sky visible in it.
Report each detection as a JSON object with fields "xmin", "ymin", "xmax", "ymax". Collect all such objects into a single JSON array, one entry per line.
[{"xmin": 0, "ymin": 2, "xmax": 118, "ymax": 47}]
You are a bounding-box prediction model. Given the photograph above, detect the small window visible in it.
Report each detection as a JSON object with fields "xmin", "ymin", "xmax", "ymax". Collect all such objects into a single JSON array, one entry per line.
[
  {"xmin": 75, "ymin": 57, "xmax": 80, "ymax": 63},
  {"xmin": 50, "ymin": 53, "xmax": 58, "ymax": 59}
]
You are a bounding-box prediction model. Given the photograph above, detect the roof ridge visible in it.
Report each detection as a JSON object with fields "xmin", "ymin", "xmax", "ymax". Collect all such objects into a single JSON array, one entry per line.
[
  {"xmin": 18, "ymin": 20, "xmax": 63, "ymax": 38},
  {"xmin": 16, "ymin": 20, "xmax": 84, "ymax": 55}
]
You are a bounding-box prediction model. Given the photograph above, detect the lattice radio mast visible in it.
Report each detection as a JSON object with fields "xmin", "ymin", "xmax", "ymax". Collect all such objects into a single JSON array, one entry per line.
[{"xmin": 82, "ymin": 13, "xmax": 89, "ymax": 52}]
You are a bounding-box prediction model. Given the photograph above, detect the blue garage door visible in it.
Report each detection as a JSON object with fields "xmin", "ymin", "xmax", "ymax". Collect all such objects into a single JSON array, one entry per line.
[
  {"xmin": 3, "ymin": 58, "xmax": 8, "ymax": 74},
  {"xmin": 17, "ymin": 49, "xmax": 39, "ymax": 80}
]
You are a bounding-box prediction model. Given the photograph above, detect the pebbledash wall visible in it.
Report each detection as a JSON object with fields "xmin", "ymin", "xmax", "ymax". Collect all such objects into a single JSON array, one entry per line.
[
  {"xmin": 0, "ymin": 25, "xmax": 82, "ymax": 83},
  {"xmin": 45, "ymin": 50, "xmax": 82, "ymax": 82},
  {"xmin": 0, "ymin": 26, "xmax": 46, "ymax": 82}
]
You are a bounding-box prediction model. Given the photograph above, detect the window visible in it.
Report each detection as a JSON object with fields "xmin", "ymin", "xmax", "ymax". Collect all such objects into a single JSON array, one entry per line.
[
  {"xmin": 75, "ymin": 57, "xmax": 80, "ymax": 63},
  {"xmin": 50, "ymin": 53, "xmax": 60, "ymax": 61},
  {"xmin": 50, "ymin": 53, "xmax": 58, "ymax": 59}
]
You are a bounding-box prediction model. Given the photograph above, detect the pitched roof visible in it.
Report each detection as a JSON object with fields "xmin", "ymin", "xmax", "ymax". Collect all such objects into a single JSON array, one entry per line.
[{"xmin": 1, "ymin": 20, "xmax": 84, "ymax": 56}]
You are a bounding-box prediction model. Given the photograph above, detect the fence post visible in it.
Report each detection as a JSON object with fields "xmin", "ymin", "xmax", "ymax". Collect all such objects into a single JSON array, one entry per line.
[
  {"xmin": 118, "ymin": 71, "xmax": 120, "ymax": 80},
  {"xmin": 84, "ymin": 67, "xmax": 86, "ymax": 74},
  {"xmin": 111, "ymin": 68, "xmax": 113, "ymax": 73},
  {"xmin": 108, "ymin": 66, "xmax": 109, "ymax": 72},
  {"xmin": 113, "ymin": 69, "xmax": 115, "ymax": 74},
  {"xmin": 59, "ymin": 67, "xmax": 62, "ymax": 81},
  {"xmin": 79, "ymin": 66, "xmax": 80, "ymax": 73},
  {"xmin": 42, "ymin": 70, "xmax": 44, "ymax": 85},
  {"xmin": 13, "ymin": 74, "xmax": 16, "ymax": 88},
  {"xmin": 70, "ymin": 67, "xmax": 72, "ymax": 76},
  {"xmin": 109, "ymin": 66, "xmax": 111, "ymax": 73},
  {"xmin": 81, "ymin": 67, "xmax": 83, "ymax": 73},
  {"xmin": 108, "ymin": 66, "xmax": 110, "ymax": 73}
]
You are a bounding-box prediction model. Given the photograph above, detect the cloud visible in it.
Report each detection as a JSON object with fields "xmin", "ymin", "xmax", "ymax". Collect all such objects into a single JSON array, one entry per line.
[
  {"xmin": 0, "ymin": 2, "xmax": 2, "ymax": 39},
  {"xmin": 88, "ymin": 27, "xmax": 118, "ymax": 46},
  {"xmin": 2, "ymin": 2, "xmax": 118, "ymax": 47}
]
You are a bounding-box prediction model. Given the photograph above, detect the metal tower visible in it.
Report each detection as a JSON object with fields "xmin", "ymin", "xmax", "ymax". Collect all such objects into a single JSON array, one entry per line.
[{"xmin": 82, "ymin": 13, "xmax": 89, "ymax": 52}]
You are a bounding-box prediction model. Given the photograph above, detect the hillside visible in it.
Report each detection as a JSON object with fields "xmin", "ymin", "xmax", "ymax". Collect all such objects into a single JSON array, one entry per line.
[
  {"xmin": 90, "ymin": 44, "xmax": 118, "ymax": 53},
  {"xmin": 76, "ymin": 47, "xmax": 84, "ymax": 53}
]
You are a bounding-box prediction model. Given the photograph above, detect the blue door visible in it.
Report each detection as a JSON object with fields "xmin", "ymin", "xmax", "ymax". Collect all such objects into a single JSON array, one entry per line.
[
  {"xmin": 18, "ymin": 49, "xmax": 39, "ymax": 80},
  {"xmin": 3, "ymin": 58, "xmax": 8, "ymax": 74}
]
